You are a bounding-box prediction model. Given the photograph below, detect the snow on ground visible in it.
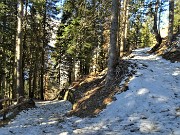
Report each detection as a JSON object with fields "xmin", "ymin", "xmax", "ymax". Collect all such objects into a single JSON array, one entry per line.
[{"xmin": 0, "ymin": 48, "xmax": 180, "ymax": 135}]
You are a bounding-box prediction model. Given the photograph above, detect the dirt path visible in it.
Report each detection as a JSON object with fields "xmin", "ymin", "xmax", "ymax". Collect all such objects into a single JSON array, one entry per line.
[{"xmin": 0, "ymin": 48, "xmax": 179, "ymax": 135}]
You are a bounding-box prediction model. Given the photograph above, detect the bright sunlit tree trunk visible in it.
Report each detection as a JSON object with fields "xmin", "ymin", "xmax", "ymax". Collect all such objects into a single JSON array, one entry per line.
[{"xmin": 16, "ymin": 0, "xmax": 24, "ymax": 98}]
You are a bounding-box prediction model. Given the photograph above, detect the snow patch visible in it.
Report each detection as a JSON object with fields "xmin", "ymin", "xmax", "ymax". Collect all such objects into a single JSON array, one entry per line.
[
  {"xmin": 137, "ymin": 88, "xmax": 150, "ymax": 95},
  {"xmin": 0, "ymin": 48, "xmax": 180, "ymax": 135}
]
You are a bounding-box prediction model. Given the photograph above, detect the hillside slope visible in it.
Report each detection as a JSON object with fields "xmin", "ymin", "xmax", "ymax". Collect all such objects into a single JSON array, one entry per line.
[{"xmin": 0, "ymin": 48, "xmax": 179, "ymax": 135}]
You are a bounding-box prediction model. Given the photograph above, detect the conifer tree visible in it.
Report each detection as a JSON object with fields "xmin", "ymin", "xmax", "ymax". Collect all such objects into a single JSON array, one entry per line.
[
  {"xmin": 149, "ymin": 0, "xmax": 162, "ymax": 53},
  {"xmin": 168, "ymin": 0, "xmax": 174, "ymax": 44},
  {"xmin": 16, "ymin": 0, "xmax": 24, "ymax": 97},
  {"xmin": 106, "ymin": 0, "xmax": 119, "ymax": 84}
]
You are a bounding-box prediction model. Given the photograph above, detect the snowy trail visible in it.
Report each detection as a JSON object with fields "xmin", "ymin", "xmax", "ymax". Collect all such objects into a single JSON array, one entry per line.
[
  {"xmin": 0, "ymin": 48, "xmax": 180, "ymax": 135},
  {"xmin": 0, "ymin": 100, "xmax": 72, "ymax": 135}
]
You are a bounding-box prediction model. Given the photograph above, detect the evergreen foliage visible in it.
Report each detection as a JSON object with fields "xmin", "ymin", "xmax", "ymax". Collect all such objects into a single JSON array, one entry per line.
[
  {"xmin": 174, "ymin": 0, "xmax": 180, "ymax": 32},
  {"xmin": 0, "ymin": 0, "xmax": 176, "ymax": 100}
]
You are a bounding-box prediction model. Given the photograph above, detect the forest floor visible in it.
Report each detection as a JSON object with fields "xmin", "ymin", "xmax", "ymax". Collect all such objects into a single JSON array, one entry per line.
[
  {"xmin": 68, "ymin": 57, "xmax": 134, "ymax": 117},
  {"xmin": 157, "ymin": 33, "xmax": 180, "ymax": 62},
  {"xmin": 0, "ymin": 47, "xmax": 180, "ymax": 135}
]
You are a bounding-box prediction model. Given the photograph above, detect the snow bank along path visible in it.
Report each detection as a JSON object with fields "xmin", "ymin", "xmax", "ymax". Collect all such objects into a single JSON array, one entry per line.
[{"xmin": 0, "ymin": 48, "xmax": 179, "ymax": 135}]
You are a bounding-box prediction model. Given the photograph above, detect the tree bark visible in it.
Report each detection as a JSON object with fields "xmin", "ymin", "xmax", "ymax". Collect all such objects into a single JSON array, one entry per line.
[
  {"xmin": 149, "ymin": 0, "xmax": 162, "ymax": 53},
  {"xmin": 22, "ymin": 0, "xmax": 28, "ymax": 94},
  {"xmin": 120, "ymin": 0, "xmax": 129, "ymax": 57},
  {"xmin": 123, "ymin": 0, "xmax": 129, "ymax": 52},
  {"xmin": 106, "ymin": 0, "xmax": 119, "ymax": 85},
  {"xmin": 32, "ymin": 61, "xmax": 37, "ymax": 98},
  {"xmin": 117, "ymin": 0, "xmax": 121, "ymax": 57},
  {"xmin": 40, "ymin": 0, "xmax": 47, "ymax": 100},
  {"xmin": 29, "ymin": 67, "xmax": 32, "ymax": 98},
  {"xmin": 168, "ymin": 0, "xmax": 174, "ymax": 44},
  {"xmin": 16, "ymin": 0, "xmax": 24, "ymax": 97}
]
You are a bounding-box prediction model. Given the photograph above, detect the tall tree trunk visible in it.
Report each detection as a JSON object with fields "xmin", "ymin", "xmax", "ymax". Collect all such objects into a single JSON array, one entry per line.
[
  {"xmin": 32, "ymin": 61, "xmax": 37, "ymax": 99},
  {"xmin": 168, "ymin": 0, "xmax": 174, "ymax": 44},
  {"xmin": 40, "ymin": 0, "xmax": 47, "ymax": 100},
  {"xmin": 1, "ymin": 74, "xmax": 5, "ymax": 98},
  {"xmin": 123, "ymin": 0, "xmax": 129, "ymax": 53},
  {"xmin": 29, "ymin": 67, "xmax": 32, "ymax": 98},
  {"xmin": 106, "ymin": 0, "xmax": 119, "ymax": 85},
  {"xmin": 12, "ymin": 4, "xmax": 18, "ymax": 99},
  {"xmin": 58, "ymin": 65, "xmax": 61, "ymax": 89},
  {"xmin": 2, "ymin": 8, "xmax": 7, "ymax": 98},
  {"xmin": 22, "ymin": 0, "xmax": 28, "ymax": 94},
  {"xmin": 149, "ymin": 0, "xmax": 162, "ymax": 53},
  {"xmin": 120, "ymin": 0, "xmax": 129, "ymax": 57},
  {"xmin": 40, "ymin": 50, "xmax": 45, "ymax": 100},
  {"xmin": 16, "ymin": 0, "xmax": 24, "ymax": 97},
  {"xmin": 12, "ymin": 42, "xmax": 17, "ymax": 99},
  {"xmin": 117, "ymin": 0, "xmax": 121, "ymax": 57}
]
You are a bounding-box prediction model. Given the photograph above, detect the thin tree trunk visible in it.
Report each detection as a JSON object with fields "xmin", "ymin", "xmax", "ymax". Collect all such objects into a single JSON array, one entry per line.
[
  {"xmin": 120, "ymin": 0, "xmax": 128, "ymax": 57},
  {"xmin": 58, "ymin": 65, "xmax": 61, "ymax": 89},
  {"xmin": 12, "ymin": 49, "xmax": 17, "ymax": 99},
  {"xmin": 120, "ymin": 0, "xmax": 126, "ymax": 57},
  {"xmin": 0, "ymin": 78, "xmax": 1, "ymax": 96},
  {"xmin": 2, "ymin": 12, "xmax": 7, "ymax": 98},
  {"xmin": 106, "ymin": 0, "xmax": 119, "ymax": 85},
  {"xmin": 168, "ymin": 0, "xmax": 174, "ymax": 44},
  {"xmin": 68, "ymin": 70, "xmax": 72, "ymax": 84},
  {"xmin": 40, "ymin": 48, "xmax": 45, "ymax": 100},
  {"xmin": 28, "ymin": 51, "xmax": 33, "ymax": 98},
  {"xmin": 22, "ymin": 0, "xmax": 28, "ymax": 93},
  {"xmin": 149, "ymin": 0, "xmax": 162, "ymax": 53},
  {"xmin": 12, "ymin": 1, "xmax": 18, "ymax": 99},
  {"xmin": 32, "ymin": 61, "xmax": 37, "ymax": 99},
  {"xmin": 117, "ymin": 0, "xmax": 121, "ymax": 57},
  {"xmin": 124, "ymin": 0, "xmax": 129, "ymax": 53},
  {"xmin": 1, "ymin": 74, "xmax": 5, "ymax": 98},
  {"xmin": 16, "ymin": 0, "xmax": 24, "ymax": 97},
  {"xmin": 40, "ymin": 0, "xmax": 47, "ymax": 100},
  {"xmin": 29, "ymin": 67, "xmax": 32, "ymax": 98}
]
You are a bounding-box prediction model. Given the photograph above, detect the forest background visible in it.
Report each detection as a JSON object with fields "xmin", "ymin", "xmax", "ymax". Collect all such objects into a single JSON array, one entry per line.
[{"xmin": 0, "ymin": 0, "xmax": 179, "ymax": 101}]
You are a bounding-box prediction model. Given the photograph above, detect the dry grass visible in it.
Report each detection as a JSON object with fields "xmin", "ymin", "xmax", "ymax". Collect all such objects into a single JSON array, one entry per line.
[
  {"xmin": 68, "ymin": 60, "xmax": 135, "ymax": 117},
  {"xmin": 154, "ymin": 33, "xmax": 180, "ymax": 62}
]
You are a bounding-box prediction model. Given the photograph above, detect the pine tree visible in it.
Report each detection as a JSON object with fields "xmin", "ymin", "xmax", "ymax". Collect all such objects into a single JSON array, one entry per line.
[
  {"xmin": 106, "ymin": 0, "xmax": 119, "ymax": 85},
  {"xmin": 16, "ymin": 0, "xmax": 24, "ymax": 98},
  {"xmin": 149, "ymin": 0, "xmax": 162, "ymax": 53},
  {"xmin": 174, "ymin": 0, "xmax": 180, "ymax": 32},
  {"xmin": 168, "ymin": 0, "xmax": 174, "ymax": 44}
]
